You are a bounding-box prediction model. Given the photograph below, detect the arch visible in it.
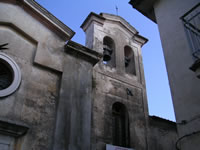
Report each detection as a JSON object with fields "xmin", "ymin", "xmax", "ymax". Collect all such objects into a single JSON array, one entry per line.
[
  {"xmin": 112, "ymin": 102, "xmax": 130, "ymax": 147},
  {"xmin": 124, "ymin": 46, "xmax": 136, "ymax": 75},
  {"xmin": 103, "ymin": 36, "xmax": 116, "ymax": 67}
]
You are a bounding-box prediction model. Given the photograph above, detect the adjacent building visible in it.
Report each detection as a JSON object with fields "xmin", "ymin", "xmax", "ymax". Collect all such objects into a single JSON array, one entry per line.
[{"xmin": 129, "ymin": 0, "xmax": 200, "ymax": 150}]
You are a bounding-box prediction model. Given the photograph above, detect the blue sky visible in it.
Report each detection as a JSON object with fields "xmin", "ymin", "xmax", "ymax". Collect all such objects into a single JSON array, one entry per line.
[{"xmin": 35, "ymin": 0, "xmax": 175, "ymax": 121}]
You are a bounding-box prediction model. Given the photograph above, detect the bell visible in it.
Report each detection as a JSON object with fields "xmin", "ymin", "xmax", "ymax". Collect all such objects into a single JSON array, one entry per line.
[
  {"xmin": 103, "ymin": 50, "xmax": 111, "ymax": 61},
  {"xmin": 125, "ymin": 57, "xmax": 130, "ymax": 67},
  {"xmin": 103, "ymin": 45, "xmax": 112, "ymax": 61}
]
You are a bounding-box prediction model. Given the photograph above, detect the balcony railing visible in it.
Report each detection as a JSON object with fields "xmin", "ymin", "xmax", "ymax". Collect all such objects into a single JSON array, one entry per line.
[{"xmin": 181, "ymin": 3, "xmax": 200, "ymax": 60}]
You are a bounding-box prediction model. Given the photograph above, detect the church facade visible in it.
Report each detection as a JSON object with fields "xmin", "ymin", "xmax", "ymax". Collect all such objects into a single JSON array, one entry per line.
[{"xmin": 0, "ymin": 0, "xmax": 177, "ymax": 150}]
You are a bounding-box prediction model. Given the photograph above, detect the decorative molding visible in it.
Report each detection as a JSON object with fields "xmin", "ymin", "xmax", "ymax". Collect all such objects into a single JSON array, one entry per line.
[
  {"xmin": 0, "ymin": 118, "xmax": 29, "ymax": 137},
  {"xmin": 1, "ymin": 0, "xmax": 75, "ymax": 41},
  {"xmin": 81, "ymin": 12, "xmax": 105, "ymax": 32},
  {"xmin": 0, "ymin": 22, "xmax": 38, "ymax": 45}
]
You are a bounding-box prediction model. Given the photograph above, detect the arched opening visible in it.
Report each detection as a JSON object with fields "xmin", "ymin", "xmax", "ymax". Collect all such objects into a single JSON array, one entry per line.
[
  {"xmin": 112, "ymin": 102, "xmax": 129, "ymax": 147},
  {"xmin": 103, "ymin": 36, "xmax": 116, "ymax": 67},
  {"xmin": 124, "ymin": 46, "xmax": 136, "ymax": 75}
]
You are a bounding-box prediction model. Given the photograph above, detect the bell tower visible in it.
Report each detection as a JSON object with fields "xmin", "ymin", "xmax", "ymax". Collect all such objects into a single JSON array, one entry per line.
[{"xmin": 81, "ymin": 12, "xmax": 149, "ymax": 150}]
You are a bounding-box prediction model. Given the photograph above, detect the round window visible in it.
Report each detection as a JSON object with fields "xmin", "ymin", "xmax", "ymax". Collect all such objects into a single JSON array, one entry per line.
[{"xmin": 0, "ymin": 53, "xmax": 21, "ymax": 97}]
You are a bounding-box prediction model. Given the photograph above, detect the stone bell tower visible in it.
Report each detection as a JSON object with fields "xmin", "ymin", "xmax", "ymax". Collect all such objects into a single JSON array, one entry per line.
[{"xmin": 81, "ymin": 12, "xmax": 149, "ymax": 150}]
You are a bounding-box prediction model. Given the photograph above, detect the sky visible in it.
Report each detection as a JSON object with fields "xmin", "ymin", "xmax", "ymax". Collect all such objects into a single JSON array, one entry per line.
[{"xmin": 35, "ymin": 0, "xmax": 176, "ymax": 121}]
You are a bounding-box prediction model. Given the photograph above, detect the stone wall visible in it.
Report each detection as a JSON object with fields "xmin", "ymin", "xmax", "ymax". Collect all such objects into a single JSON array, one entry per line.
[{"xmin": 148, "ymin": 116, "xmax": 178, "ymax": 150}]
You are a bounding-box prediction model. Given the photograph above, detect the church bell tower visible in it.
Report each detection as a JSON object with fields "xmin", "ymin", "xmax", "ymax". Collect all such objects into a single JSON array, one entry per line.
[{"xmin": 81, "ymin": 12, "xmax": 149, "ymax": 150}]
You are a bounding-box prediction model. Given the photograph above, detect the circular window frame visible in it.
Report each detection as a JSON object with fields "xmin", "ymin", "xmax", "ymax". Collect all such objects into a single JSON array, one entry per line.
[{"xmin": 0, "ymin": 52, "xmax": 21, "ymax": 97}]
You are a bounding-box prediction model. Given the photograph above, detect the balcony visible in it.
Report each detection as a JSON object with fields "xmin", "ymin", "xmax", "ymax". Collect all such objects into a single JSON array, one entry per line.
[{"xmin": 181, "ymin": 3, "xmax": 200, "ymax": 78}]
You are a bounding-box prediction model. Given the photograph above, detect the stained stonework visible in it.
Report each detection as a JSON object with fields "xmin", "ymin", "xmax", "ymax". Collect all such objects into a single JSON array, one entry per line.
[{"xmin": 91, "ymin": 72, "xmax": 148, "ymax": 150}]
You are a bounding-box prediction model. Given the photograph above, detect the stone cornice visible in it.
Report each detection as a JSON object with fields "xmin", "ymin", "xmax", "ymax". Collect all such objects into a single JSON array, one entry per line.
[
  {"xmin": 81, "ymin": 12, "xmax": 148, "ymax": 46},
  {"xmin": 65, "ymin": 41, "xmax": 102, "ymax": 66},
  {"xmin": 100, "ymin": 13, "xmax": 138, "ymax": 35},
  {"xmin": 133, "ymin": 34, "xmax": 148, "ymax": 47},
  {"xmin": 80, "ymin": 12, "xmax": 105, "ymax": 32}
]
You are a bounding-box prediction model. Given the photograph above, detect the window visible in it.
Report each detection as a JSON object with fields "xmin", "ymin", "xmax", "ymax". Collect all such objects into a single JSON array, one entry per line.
[
  {"xmin": 0, "ymin": 135, "xmax": 14, "ymax": 150},
  {"xmin": 0, "ymin": 53, "xmax": 21, "ymax": 97},
  {"xmin": 103, "ymin": 36, "xmax": 116, "ymax": 67},
  {"xmin": 0, "ymin": 60, "xmax": 13, "ymax": 90},
  {"xmin": 0, "ymin": 119, "xmax": 29, "ymax": 150},
  {"xmin": 124, "ymin": 46, "xmax": 136, "ymax": 75},
  {"xmin": 112, "ymin": 102, "xmax": 129, "ymax": 147}
]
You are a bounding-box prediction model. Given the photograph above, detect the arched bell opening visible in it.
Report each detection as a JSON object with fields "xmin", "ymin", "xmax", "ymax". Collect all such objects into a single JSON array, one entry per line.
[
  {"xmin": 103, "ymin": 36, "xmax": 116, "ymax": 67},
  {"xmin": 124, "ymin": 46, "xmax": 136, "ymax": 75}
]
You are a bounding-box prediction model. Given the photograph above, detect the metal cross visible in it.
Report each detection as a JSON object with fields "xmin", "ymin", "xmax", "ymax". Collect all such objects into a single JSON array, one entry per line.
[{"xmin": 116, "ymin": 5, "xmax": 118, "ymax": 16}]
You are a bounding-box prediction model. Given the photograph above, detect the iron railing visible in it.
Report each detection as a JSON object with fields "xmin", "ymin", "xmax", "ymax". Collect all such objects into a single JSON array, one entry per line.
[{"xmin": 181, "ymin": 3, "xmax": 200, "ymax": 60}]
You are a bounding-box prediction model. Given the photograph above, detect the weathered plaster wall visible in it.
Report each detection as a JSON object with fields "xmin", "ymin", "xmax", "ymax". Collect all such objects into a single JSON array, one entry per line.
[
  {"xmin": 148, "ymin": 116, "xmax": 178, "ymax": 150},
  {"xmin": 53, "ymin": 41, "xmax": 101, "ymax": 150},
  {"xmin": 0, "ymin": 20, "xmax": 60, "ymax": 150},
  {"xmin": 91, "ymin": 68, "xmax": 148, "ymax": 150}
]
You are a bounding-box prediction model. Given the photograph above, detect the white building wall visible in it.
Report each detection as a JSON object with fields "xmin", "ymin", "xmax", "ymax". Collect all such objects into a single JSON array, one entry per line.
[{"xmin": 154, "ymin": 0, "xmax": 200, "ymax": 149}]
